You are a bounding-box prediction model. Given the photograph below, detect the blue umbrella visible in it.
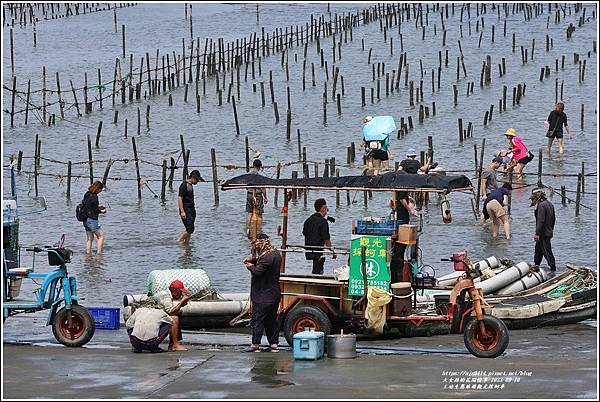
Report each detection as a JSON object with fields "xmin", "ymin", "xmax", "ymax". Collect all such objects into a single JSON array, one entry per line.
[{"xmin": 362, "ymin": 115, "xmax": 397, "ymax": 141}]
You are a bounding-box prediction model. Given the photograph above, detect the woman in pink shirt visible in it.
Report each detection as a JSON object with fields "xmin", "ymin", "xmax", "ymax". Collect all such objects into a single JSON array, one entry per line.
[{"xmin": 504, "ymin": 128, "xmax": 533, "ymax": 180}]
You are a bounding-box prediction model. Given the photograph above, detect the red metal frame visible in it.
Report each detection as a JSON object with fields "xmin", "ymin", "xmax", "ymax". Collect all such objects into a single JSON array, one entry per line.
[{"xmin": 281, "ymin": 294, "xmax": 341, "ymax": 317}]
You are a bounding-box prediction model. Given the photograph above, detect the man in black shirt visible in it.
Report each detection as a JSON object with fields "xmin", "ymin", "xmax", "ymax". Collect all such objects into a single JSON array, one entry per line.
[
  {"xmin": 399, "ymin": 148, "xmax": 434, "ymax": 174},
  {"xmin": 177, "ymin": 170, "xmax": 202, "ymax": 244},
  {"xmin": 303, "ymin": 199, "xmax": 336, "ymax": 274},
  {"xmin": 243, "ymin": 233, "xmax": 282, "ymax": 352},
  {"xmin": 546, "ymin": 102, "xmax": 573, "ymax": 155},
  {"xmin": 531, "ymin": 188, "xmax": 557, "ymax": 272}
]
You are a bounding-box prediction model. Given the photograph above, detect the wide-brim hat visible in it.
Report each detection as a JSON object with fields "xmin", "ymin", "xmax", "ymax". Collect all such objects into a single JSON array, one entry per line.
[{"xmin": 504, "ymin": 128, "xmax": 517, "ymax": 137}]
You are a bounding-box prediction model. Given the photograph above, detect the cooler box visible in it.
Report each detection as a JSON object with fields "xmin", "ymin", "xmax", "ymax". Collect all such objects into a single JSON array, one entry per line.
[{"xmin": 293, "ymin": 328, "xmax": 325, "ymax": 360}]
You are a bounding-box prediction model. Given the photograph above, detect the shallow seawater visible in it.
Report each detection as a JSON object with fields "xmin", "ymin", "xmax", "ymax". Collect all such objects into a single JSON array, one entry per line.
[{"xmin": 2, "ymin": 3, "xmax": 597, "ymax": 320}]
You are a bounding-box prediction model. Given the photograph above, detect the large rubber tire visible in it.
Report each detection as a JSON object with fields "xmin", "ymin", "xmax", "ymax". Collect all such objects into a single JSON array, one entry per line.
[
  {"xmin": 463, "ymin": 315, "xmax": 509, "ymax": 358},
  {"xmin": 52, "ymin": 305, "xmax": 96, "ymax": 347},
  {"xmin": 283, "ymin": 305, "xmax": 332, "ymax": 347}
]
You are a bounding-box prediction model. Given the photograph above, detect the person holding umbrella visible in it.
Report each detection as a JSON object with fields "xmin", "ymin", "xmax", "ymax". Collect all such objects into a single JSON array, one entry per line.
[{"xmin": 360, "ymin": 116, "xmax": 396, "ymax": 175}]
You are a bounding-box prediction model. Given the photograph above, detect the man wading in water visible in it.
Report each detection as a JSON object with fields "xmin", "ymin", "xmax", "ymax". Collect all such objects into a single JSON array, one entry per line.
[{"xmin": 177, "ymin": 170, "xmax": 202, "ymax": 244}]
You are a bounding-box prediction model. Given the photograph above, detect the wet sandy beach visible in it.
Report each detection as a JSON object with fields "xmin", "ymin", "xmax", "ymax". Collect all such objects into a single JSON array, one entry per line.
[{"xmin": 2, "ymin": 322, "xmax": 596, "ymax": 399}]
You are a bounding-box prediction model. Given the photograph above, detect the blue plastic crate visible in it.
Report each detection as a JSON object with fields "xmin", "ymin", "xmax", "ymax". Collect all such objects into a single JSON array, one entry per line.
[
  {"xmin": 88, "ymin": 307, "xmax": 121, "ymax": 329},
  {"xmin": 354, "ymin": 219, "xmax": 405, "ymax": 235}
]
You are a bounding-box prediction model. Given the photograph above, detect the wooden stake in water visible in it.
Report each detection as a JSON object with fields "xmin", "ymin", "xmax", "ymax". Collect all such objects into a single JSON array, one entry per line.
[
  {"xmin": 575, "ymin": 173, "xmax": 582, "ymax": 217},
  {"xmin": 66, "ymin": 161, "xmax": 72, "ymax": 198},
  {"xmin": 475, "ymin": 138, "xmax": 485, "ymax": 211},
  {"xmin": 232, "ymin": 96, "xmax": 240, "ymax": 136},
  {"xmin": 211, "ymin": 148, "xmax": 219, "ymax": 205},
  {"xmin": 161, "ymin": 160, "xmax": 167, "ymax": 202},
  {"xmin": 131, "ymin": 137, "xmax": 142, "ymax": 199},
  {"xmin": 87, "ymin": 135, "xmax": 94, "ymax": 184},
  {"xmin": 274, "ymin": 161, "xmax": 281, "ymax": 207},
  {"xmin": 537, "ymin": 149, "xmax": 543, "ymax": 187},
  {"xmin": 245, "ymin": 136, "xmax": 250, "ymax": 172}
]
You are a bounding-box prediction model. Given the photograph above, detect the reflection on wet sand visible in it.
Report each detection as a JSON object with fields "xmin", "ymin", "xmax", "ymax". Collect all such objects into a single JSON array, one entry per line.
[{"xmin": 250, "ymin": 355, "xmax": 295, "ymax": 387}]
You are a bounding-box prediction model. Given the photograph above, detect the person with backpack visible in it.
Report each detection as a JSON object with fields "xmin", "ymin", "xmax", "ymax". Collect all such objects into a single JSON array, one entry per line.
[{"xmin": 79, "ymin": 181, "xmax": 107, "ymax": 254}]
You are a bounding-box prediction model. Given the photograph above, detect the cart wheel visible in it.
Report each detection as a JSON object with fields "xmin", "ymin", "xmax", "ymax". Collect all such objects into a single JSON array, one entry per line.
[
  {"xmin": 283, "ymin": 305, "xmax": 332, "ymax": 347},
  {"xmin": 463, "ymin": 315, "xmax": 509, "ymax": 358},
  {"xmin": 52, "ymin": 305, "xmax": 95, "ymax": 347}
]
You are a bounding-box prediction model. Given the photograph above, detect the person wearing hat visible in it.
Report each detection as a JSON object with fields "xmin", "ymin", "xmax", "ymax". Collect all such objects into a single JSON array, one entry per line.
[
  {"xmin": 481, "ymin": 156, "xmax": 503, "ymax": 200},
  {"xmin": 149, "ymin": 279, "xmax": 191, "ymax": 351},
  {"xmin": 546, "ymin": 101, "xmax": 573, "ymax": 155},
  {"xmin": 504, "ymin": 128, "xmax": 533, "ymax": 180},
  {"xmin": 530, "ymin": 188, "xmax": 557, "ymax": 272},
  {"xmin": 481, "ymin": 183, "xmax": 512, "ymax": 240},
  {"xmin": 242, "ymin": 233, "xmax": 282, "ymax": 352},
  {"xmin": 177, "ymin": 170, "xmax": 202, "ymax": 244},
  {"xmin": 246, "ymin": 159, "xmax": 268, "ymax": 239},
  {"xmin": 398, "ymin": 148, "xmax": 434, "ymax": 174}
]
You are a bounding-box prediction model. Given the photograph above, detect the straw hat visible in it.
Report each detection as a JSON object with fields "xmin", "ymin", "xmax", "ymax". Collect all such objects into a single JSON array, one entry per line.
[{"xmin": 504, "ymin": 128, "xmax": 517, "ymax": 137}]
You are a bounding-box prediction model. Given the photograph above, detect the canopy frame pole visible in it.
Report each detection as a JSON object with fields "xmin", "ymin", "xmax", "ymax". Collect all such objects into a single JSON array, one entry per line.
[{"xmin": 281, "ymin": 189, "xmax": 290, "ymax": 274}]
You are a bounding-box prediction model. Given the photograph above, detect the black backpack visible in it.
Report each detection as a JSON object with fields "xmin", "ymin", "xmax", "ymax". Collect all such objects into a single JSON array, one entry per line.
[{"xmin": 75, "ymin": 195, "xmax": 88, "ymax": 222}]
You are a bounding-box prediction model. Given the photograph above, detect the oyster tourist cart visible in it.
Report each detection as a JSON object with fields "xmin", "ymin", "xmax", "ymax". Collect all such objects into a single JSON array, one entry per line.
[
  {"xmin": 3, "ymin": 167, "xmax": 95, "ymax": 347},
  {"xmin": 222, "ymin": 170, "xmax": 510, "ymax": 358}
]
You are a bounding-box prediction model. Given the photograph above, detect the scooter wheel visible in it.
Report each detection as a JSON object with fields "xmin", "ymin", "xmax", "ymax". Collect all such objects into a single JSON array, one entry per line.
[
  {"xmin": 52, "ymin": 305, "xmax": 96, "ymax": 347},
  {"xmin": 463, "ymin": 315, "xmax": 509, "ymax": 358}
]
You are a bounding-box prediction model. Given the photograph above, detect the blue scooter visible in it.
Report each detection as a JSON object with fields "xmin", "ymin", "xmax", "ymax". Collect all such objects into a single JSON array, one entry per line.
[
  {"xmin": 3, "ymin": 244, "xmax": 95, "ymax": 347},
  {"xmin": 3, "ymin": 166, "xmax": 95, "ymax": 346}
]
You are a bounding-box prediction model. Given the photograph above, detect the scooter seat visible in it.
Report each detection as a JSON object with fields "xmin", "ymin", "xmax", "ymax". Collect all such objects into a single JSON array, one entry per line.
[{"xmin": 8, "ymin": 267, "xmax": 33, "ymax": 276}]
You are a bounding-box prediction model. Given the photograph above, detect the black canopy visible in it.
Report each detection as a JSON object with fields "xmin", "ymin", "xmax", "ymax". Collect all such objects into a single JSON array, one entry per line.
[{"xmin": 221, "ymin": 171, "xmax": 472, "ymax": 193}]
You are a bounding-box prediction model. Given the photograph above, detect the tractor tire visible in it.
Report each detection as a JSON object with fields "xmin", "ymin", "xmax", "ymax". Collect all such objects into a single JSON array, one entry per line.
[
  {"xmin": 464, "ymin": 315, "xmax": 509, "ymax": 358},
  {"xmin": 52, "ymin": 304, "xmax": 96, "ymax": 347},
  {"xmin": 283, "ymin": 305, "xmax": 332, "ymax": 347}
]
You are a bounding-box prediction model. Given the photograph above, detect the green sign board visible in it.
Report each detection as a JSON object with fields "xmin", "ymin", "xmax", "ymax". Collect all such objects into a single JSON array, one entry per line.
[{"xmin": 348, "ymin": 235, "xmax": 390, "ymax": 296}]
